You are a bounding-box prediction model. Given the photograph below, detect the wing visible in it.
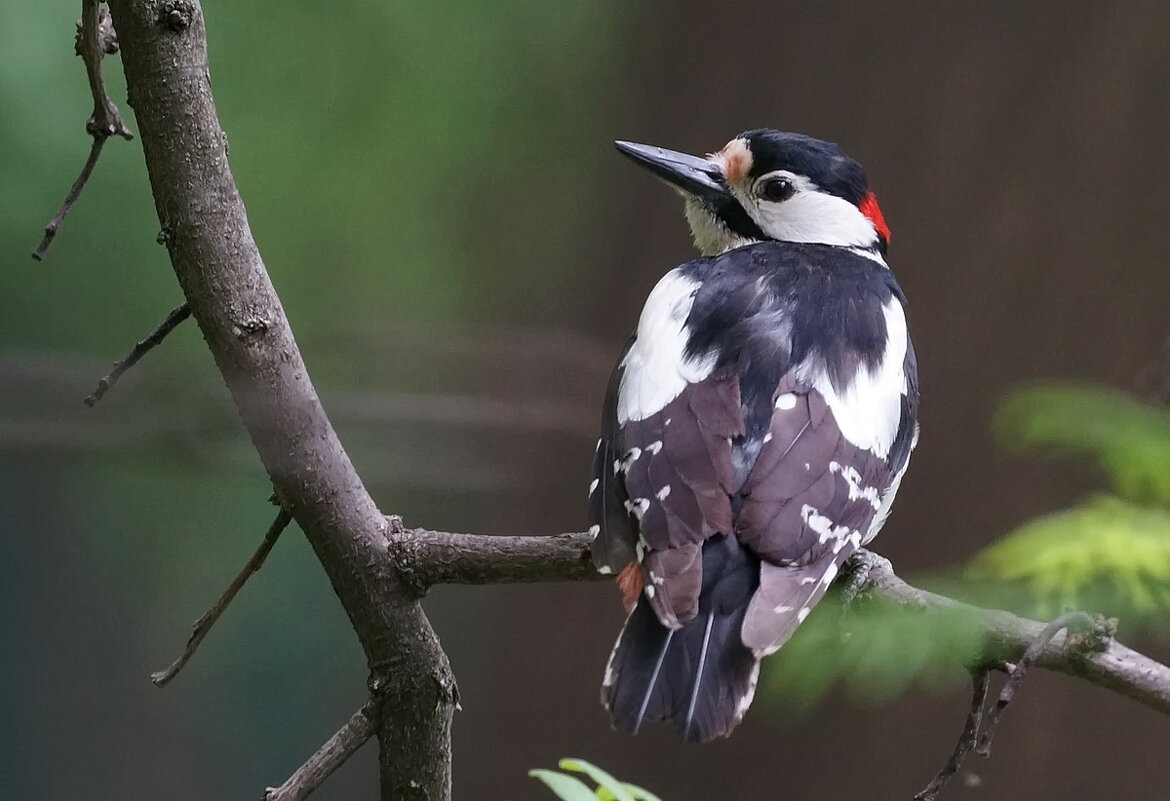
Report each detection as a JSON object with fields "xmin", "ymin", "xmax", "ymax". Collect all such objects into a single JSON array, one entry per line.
[
  {"xmin": 589, "ymin": 269, "xmax": 743, "ymax": 627},
  {"xmin": 588, "ymin": 338, "xmax": 637, "ymax": 576},
  {"xmin": 737, "ymin": 300, "xmax": 918, "ymax": 656}
]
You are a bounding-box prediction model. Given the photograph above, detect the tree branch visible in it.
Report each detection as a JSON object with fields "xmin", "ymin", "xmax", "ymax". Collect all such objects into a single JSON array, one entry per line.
[
  {"xmin": 411, "ymin": 532, "xmax": 1170, "ymax": 719},
  {"xmin": 85, "ymin": 301, "xmax": 190, "ymax": 406},
  {"xmin": 33, "ymin": 0, "xmax": 132, "ymax": 261},
  {"xmin": 104, "ymin": 3, "xmax": 454, "ymax": 798},
  {"xmin": 390, "ymin": 522, "xmax": 601, "ymax": 588},
  {"xmin": 151, "ymin": 505, "xmax": 292, "ymax": 686},
  {"xmin": 265, "ymin": 700, "xmax": 380, "ymax": 801}
]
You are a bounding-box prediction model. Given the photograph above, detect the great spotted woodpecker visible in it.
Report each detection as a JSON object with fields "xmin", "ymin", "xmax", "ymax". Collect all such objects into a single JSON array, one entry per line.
[{"xmin": 588, "ymin": 130, "xmax": 918, "ymax": 742}]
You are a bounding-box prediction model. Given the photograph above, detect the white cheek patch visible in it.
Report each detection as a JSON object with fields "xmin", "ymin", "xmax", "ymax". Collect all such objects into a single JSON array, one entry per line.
[
  {"xmin": 800, "ymin": 300, "xmax": 908, "ymax": 458},
  {"xmin": 617, "ymin": 270, "xmax": 718, "ymax": 423},
  {"xmin": 743, "ymin": 171, "xmax": 879, "ymax": 250}
]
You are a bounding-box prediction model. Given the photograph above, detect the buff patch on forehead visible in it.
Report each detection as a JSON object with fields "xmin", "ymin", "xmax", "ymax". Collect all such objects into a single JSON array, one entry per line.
[{"xmin": 709, "ymin": 138, "xmax": 753, "ymax": 184}]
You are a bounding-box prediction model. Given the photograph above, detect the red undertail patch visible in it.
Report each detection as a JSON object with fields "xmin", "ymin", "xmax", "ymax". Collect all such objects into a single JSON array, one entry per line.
[{"xmin": 616, "ymin": 562, "xmax": 644, "ymax": 613}]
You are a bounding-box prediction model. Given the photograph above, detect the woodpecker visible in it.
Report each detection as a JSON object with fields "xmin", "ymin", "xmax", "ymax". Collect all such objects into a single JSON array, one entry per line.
[{"xmin": 587, "ymin": 130, "xmax": 918, "ymax": 742}]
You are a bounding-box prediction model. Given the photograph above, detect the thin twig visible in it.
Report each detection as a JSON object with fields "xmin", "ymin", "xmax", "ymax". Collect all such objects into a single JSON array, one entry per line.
[
  {"xmin": 33, "ymin": 0, "xmax": 133, "ymax": 261},
  {"xmin": 265, "ymin": 700, "xmax": 381, "ymax": 801},
  {"xmin": 915, "ymin": 671, "xmax": 991, "ymax": 801},
  {"xmin": 85, "ymin": 302, "xmax": 191, "ymax": 406},
  {"xmin": 975, "ymin": 611, "xmax": 1093, "ymax": 757},
  {"xmin": 151, "ymin": 506, "xmax": 293, "ymax": 686},
  {"xmin": 33, "ymin": 138, "xmax": 108, "ymax": 260}
]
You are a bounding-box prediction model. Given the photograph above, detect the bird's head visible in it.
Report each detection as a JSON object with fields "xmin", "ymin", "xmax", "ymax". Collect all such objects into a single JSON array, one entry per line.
[{"xmin": 615, "ymin": 129, "xmax": 890, "ymax": 257}]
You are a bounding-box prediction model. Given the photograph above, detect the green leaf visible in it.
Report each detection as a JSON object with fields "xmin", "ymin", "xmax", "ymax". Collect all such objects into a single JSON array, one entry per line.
[
  {"xmin": 529, "ymin": 770, "xmax": 602, "ymax": 801},
  {"xmin": 995, "ymin": 384, "xmax": 1170, "ymax": 506},
  {"xmin": 558, "ymin": 759, "xmax": 636, "ymax": 801},
  {"xmin": 970, "ymin": 494, "xmax": 1170, "ymax": 612}
]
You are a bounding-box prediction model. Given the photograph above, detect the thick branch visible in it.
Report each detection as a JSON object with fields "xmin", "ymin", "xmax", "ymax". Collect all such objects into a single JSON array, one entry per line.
[
  {"xmin": 393, "ymin": 524, "xmax": 600, "ymax": 587},
  {"xmin": 105, "ymin": 3, "xmax": 454, "ymax": 799}
]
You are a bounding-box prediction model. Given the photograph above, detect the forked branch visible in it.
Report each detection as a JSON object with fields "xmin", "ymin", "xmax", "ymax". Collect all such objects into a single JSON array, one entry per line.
[{"xmin": 33, "ymin": 0, "xmax": 133, "ymax": 260}]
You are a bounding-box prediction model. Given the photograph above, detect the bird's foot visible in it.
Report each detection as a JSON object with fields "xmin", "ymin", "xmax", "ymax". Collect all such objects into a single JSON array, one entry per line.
[{"xmin": 838, "ymin": 548, "xmax": 881, "ymax": 620}]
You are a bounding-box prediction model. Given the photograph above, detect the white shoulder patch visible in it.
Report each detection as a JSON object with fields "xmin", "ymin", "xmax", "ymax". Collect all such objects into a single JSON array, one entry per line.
[
  {"xmin": 617, "ymin": 269, "xmax": 717, "ymax": 423},
  {"xmin": 800, "ymin": 299, "xmax": 908, "ymax": 458}
]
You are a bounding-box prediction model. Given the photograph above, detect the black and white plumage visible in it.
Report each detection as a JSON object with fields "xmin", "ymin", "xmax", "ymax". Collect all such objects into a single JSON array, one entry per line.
[{"xmin": 588, "ymin": 130, "xmax": 918, "ymax": 742}]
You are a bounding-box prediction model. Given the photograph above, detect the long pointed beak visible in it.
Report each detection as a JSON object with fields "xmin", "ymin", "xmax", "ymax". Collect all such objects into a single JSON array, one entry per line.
[{"xmin": 614, "ymin": 140, "xmax": 729, "ymax": 202}]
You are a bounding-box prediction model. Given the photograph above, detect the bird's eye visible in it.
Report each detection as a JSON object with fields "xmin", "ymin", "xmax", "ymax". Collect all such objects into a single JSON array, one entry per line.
[{"xmin": 760, "ymin": 177, "xmax": 795, "ymax": 203}]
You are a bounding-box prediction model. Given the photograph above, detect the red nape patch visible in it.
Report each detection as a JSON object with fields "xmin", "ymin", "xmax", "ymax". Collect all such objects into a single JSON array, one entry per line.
[
  {"xmin": 616, "ymin": 563, "xmax": 644, "ymax": 613},
  {"xmin": 859, "ymin": 191, "xmax": 891, "ymax": 243}
]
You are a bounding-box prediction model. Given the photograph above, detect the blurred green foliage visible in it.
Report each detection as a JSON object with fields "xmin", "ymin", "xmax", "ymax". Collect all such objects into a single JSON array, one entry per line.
[
  {"xmin": 531, "ymin": 758, "xmax": 661, "ymax": 801},
  {"xmin": 993, "ymin": 384, "xmax": 1170, "ymax": 505},
  {"xmin": 766, "ymin": 591, "xmax": 983, "ymax": 711},
  {"xmin": 970, "ymin": 384, "xmax": 1170, "ymax": 613},
  {"xmin": 973, "ymin": 494, "xmax": 1170, "ymax": 612}
]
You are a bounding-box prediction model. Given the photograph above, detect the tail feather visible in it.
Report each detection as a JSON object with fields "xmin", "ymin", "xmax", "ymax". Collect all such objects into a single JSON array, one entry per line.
[{"xmin": 601, "ymin": 534, "xmax": 759, "ymax": 742}]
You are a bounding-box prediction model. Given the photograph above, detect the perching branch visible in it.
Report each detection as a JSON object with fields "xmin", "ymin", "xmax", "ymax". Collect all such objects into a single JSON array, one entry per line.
[
  {"xmin": 265, "ymin": 700, "xmax": 381, "ymax": 801},
  {"xmin": 85, "ymin": 301, "xmax": 190, "ymax": 406},
  {"xmin": 855, "ymin": 552, "xmax": 1170, "ymax": 717},
  {"xmin": 151, "ymin": 505, "xmax": 292, "ymax": 686},
  {"xmin": 33, "ymin": 0, "xmax": 133, "ymax": 261},
  {"xmin": 408, "ymin": 534, "xmax": 1170, "ymax": 720}
]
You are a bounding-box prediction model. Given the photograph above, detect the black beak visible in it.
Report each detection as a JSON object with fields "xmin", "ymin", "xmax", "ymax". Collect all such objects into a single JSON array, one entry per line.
[{"xmin": 613, "ymin": 140, "xmax": 730, "ymax": 203}]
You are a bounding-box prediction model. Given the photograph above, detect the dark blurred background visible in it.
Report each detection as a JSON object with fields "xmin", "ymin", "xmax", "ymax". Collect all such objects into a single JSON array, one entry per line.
[{"xmin": 2, "ymin": 2, "xmax": 1168, "ymax": 799}]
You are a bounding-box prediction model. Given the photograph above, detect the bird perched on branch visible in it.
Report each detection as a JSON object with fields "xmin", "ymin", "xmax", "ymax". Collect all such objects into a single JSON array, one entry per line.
[{"xmin": 588, "ymin": 130, "xmax": 918, "ymax": 742}]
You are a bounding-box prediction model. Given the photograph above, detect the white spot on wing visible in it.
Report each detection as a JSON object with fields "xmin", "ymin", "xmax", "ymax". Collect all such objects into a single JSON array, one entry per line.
[
  {"xmin": 645, "ymin": 440, "xmax": 663, "ymax": 455},
  {"xmin": 617, "ymin": 270, "xmax": 718, "ymax": 423},
  {"xmin": 597, "ymin": 565, "xmax": 612, "ymax": 575},
  {"xmin": 797, "ymin": 607, "xmax": 811, "ymax": 623},
  {"xmin": 828, "ymin": 461, "xmax": 882, "ymax": 510},
  {"xmin": 588, "ymin": 478, "xmax": 599, "ymax": 496},
  {"xmin": 644, "ymin": 585, "xmax": 656, "ymax": 599},
  {"xmin": 775, "ymin": 392, "xmax": 797, "ymax": 410},
  {"xmin": 587, "ymin": 524, "xmax": 600, "ymax": 539},
  {"xmin": 619, "ymin": 447, "xmax": 642, "ymax": 473},
  {"xmin": 773, "ymin": 604, "xmax": 794, "ymax": 614},
  {"xmin": 656, "ymin": 484, "xmax": 671, "ymax": 501},
  {"xmin": 800, "ymin": 504, "xmax": 852, "ymax": 545}
]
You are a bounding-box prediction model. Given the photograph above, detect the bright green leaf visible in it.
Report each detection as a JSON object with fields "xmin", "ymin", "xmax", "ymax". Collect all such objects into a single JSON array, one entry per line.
[
  {"xmin": 529, "ymin": 770, "xmax": 602, "ymax": 801},
  {"xmin": 558, "ymin": 759, "xmax": 636, "ymax": 801}
]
